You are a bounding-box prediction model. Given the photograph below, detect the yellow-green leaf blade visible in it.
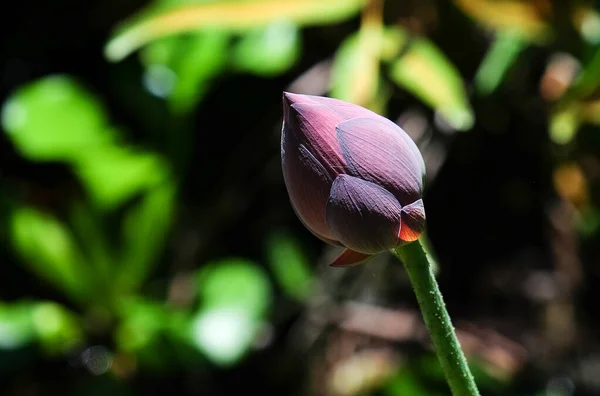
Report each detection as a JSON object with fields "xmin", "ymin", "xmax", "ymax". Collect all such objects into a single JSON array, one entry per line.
[
  {"xmin": 105, "ymin": 0, "xmax": 366, "ymax": 62},
  {"xmin": 388, "ymin": 38, "xmax": 474, "ymax": 131}
]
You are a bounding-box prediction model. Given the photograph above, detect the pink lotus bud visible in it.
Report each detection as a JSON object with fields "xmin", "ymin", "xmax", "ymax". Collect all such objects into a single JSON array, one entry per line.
[{"xmin": 281, "ymin": 92, "xmax": 426, "ymax": 267}]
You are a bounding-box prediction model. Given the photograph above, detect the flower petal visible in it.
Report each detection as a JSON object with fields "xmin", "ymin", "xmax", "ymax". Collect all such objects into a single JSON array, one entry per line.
[
  {"xmin": 285, "ymin": 102, "xmax": 347, "ymax": 177},
  {"xmin": 399, "ymin": 199, "xmax": 426, "ymax": 243},
  {"xmin": 336, "ymin": 117, "xmax": 425, "ymax": 205},
  {"xmin": 326, "ymin": 174, "xmax": 402, "ymax": 254},
  {"xmin": 330, "ymin": 248, "xmax": 373, "ymax": 267},
  {"xmin": 283, "ymin": 92, "xmax": 377, "ymax": 120},
  {"xmin": 282, "ymin": 122, "xmax": 339, "ymax": 240}
]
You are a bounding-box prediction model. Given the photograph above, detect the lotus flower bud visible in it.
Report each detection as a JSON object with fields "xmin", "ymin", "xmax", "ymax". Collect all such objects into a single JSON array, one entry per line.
[{"xmin": 281, "ymin": 92, "xmax": 426, "ymax": 267}]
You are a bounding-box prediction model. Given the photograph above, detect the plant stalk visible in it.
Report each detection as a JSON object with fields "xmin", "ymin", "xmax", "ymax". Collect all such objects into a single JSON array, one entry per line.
[{"xmin": 393, "ymin": 240, "xmax": 480, "ymax": 396}]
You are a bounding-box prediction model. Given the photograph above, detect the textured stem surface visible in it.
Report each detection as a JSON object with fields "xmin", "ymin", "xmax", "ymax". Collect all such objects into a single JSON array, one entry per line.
[{"xmin": 393, "ymin": 241, "xmax": 480, "ymax": 396}]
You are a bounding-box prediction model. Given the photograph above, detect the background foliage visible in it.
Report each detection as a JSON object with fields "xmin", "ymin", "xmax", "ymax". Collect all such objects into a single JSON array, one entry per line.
[{"xmin": 1, "ymin": 0, "xmax": 600, "ymax": 395}]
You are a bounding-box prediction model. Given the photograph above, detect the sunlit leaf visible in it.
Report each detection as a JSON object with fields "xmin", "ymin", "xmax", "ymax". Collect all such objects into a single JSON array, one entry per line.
[
  {"xmin": 31, "ymin": 302, "xmax": 84, "ymax": 354},
  {"xmin": 388, "ymin": 38, "xmax": 474, "ymax": 131},
  {"xmin": 0, "ymin": 301, "xmax": 83, "ymax": 353},
  {"xmin": 10, "ymin": 208, "xmax": 94, "ymax": 304},
  {"xmin": 118, "ymin": 183, "xmax": 176, "ymax": 292},
  {"xmin": 231, "ymin": 20, "xmax": 301, "ymax": 77},
  {"xmin": 74, "ymin": 146, "xmax": 169, "ymax": 210},
  {"xmin": 453, "ymin": 0, "xmax": 549, "ymax": 41},
  {"xmin": 196, "ymin": 259, "xmax": 270, "ymax": 317},
  {"xmin": 266, "ymin": 232, "xmax": 312, "ymax": 301},
  {"xmin": 115, "ymin": 299, "xmax": 171, "ymax": 352},
  {"xmin": 0, "ymin": 303, "xmax": 37, "ymax": 349},
  {"xmin": 105, "ymin": 0, "xmax": 366, "ymax": 62},
  {"xmin": 474, "ymin": 29, "xmax": 527, "ymax": 95},
  {"xmin": 191, "ymin": 259, "xmax": 271, "ymax": 366},
  {"xmin": 142, "ymin": 30, "xmax": 230, "ymax": 112},
  {"xmin": 329, "ymin": 3, "xmax": 399, "ymax": 109},
  {"xmin": 549, "ymin": 103, "xmax": 582, "ymax": 145},
  {"xmin": 1, "ymin": 75, "xmax": 113, "ymax": 162}
]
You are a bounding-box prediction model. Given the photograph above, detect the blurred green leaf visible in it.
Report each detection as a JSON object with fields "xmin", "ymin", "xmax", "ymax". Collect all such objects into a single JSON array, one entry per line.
[
  {"xmin": 74, "ymin": 146, "xmax": 169, "ymax": 210},
  {"xmin": 0, "ymin": 303, "xmax": 37, "ymax": 349},
  {"xmin": 388, "ymin": 38, "xmax": 474, "ymax": 131},
  {"xmin": 196, "ymin": 259, "xmax": 270, "ymax": 317},
  {"xmin": 115, "ymin": 299, "xmax": 171, "ymax": 353},
  {"xmin": 10, "ymin": 207, "xmax": 94, "ymax": 304},
  {"xmin": 191, "ymin": 259, "xmax": 271, "ymax": 366},
  {"xmin": 550, "ymin": 103, "xmax": 582, "ymax": 145},
  {"xmin": 384, "ymin": 370, "xmax": 435, "ymax": 396},
  {"xmin": 330, "ymin": 30, "xmax": 379, "ymax": 107},
  {"xmin": 1, "ymin": 75, "xmax": 113, "ymax": 162},
  {"xmin": 576, "ymin": 205, "xmax": 600, "ymax": 237},
  {"xmin": 0, "ymin": 301, "xmax": 83, "ymax": 354},
  {"xmin": 30, "ymin": 302, "xmax": 84, "ymax": 354},
  {"xmin": 69, "ymin": 202, "xmax": 114, "ymax": 290},
  {"xmin": 266, "ymin": 232, "xmax": 312, "ymax": 301},
  {"xmin": 565, "ymin": 45, "xmax": 600, "ymax": 101},
  {"xmin": 115, "ymin": 297, "xmax": 191, "ymax": 369},
  {"xmin": 453, "ymin": 0, "xmax": 549, "ymax": 42},
  {"xmin": 118, "ymin": 183, "xmax": 176, "ymax": 292},
  {"xmin": 231, "ymin": 20, "xmax": 300, "ymax": 77},
  {"xmin": 474, "ymin": 29, "xmax": 527, "ymax": 95},
  {"xmin": 105, "ymin": 0, "xmax": 366, "ymax": 62},
  {"xmin": 330, "ymin": 24, "xmax": 406, "ymax": 109},
  {"xmin": 142, "ymin": 30, "xmax": 230, "ymax": 112}
]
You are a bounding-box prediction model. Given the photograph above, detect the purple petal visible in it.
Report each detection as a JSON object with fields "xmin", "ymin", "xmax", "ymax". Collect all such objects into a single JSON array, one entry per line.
[
  {"xmin": 285, "ymin": 102, "xmax": 347, "ymax": 177},
  {"xmin": 283, "ymin": 92, "xmax": 378, "ymax": 120},
  {"xmin": 282, "ymin": 125, "xmax": 338, "ymax": 241},
  {"xmin": 336, "ymin": 117, "xmax": 425, "ymax": 205},
  {"xmin": 399, "ymin": 199, "xmax": 426, "ymax": 243},
  {"xmin": 326, "ymin": 174, "xmax": 402, "ymax": 254}
]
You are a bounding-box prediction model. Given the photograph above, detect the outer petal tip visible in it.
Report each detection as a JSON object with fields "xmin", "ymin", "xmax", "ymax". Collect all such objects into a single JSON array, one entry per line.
[
  {"xmin": 398, "ymin": 199, "xmax": 426, "ymax": 243},
  {"xmin": 330, "ymin": 249, "xmax": 373, "ymax": 267},
  {"xmin": 283, "ymin": 91, "xmax": 312, "ymax": 107}
]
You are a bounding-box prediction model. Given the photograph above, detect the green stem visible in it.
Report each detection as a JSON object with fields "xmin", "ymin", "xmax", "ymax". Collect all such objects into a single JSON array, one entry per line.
[{"xmin": 393, "ymin": 240, "xmax": 480, "ymax": 396}]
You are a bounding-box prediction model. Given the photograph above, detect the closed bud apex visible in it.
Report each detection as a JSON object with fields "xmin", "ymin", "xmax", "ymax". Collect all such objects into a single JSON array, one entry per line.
[{"xmin": 281, "ymin": 92, "xmax": 426, "ymax": 267}]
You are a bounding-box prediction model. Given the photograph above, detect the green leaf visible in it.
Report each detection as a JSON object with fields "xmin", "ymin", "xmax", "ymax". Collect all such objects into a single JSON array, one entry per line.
[
  {"xmin": 453, "ymin": 0, "xmax": 549, "ymax": 42},
  {"xmin": 474, "ymin": 29, "xmax": 527, "ymax": 95},
  {"xmin": 549, "ymin": 103, "xmax": 582, "ymax": 145},
  {"xmin": 118, "ymin": 183, "xmax": 176, "ymax": 292},
  {"xmin": 30, "ymin": 302, "xmax": 84, "ymax": 354},
  {"xmin": 388, "ymin": 38, "xmax": 474, "ymax": 131},
  {"xmin": 566, "ymin": 45, "xmax": 600, "ymax": 101},
  {"xmin": 266, "ymin": 232, "xmax": 312, "ymax": 301},
  {"xmin": 0, "ymin": 301, "xmax": 83, "ymax": 353},
  {"xmin": 115, "ymin": 299, "xmax": 171, "ymax": 352},
  {"xmin": 384, "ymin": 371, "xmax": 433, "ymax": 396},
  {"xmin": 330, "ymin": 27, "xmax": 406, "ymax": 108},
  {"xmin": 10, "ymin": 207, "xmax": 94, "ymax": 304},
  {"xmin": 105, "ymin": 0, "xmax": 366, "ymax": 62},
  {"xmin": 231, "ymin": 20, "xmax": 300, "ymax": 76},
  {"xmin": 1, "ymin": 75, "xmax": 113, "ymax": 162},
  {"xmin": 142, "ymin": 30, "xmax": 230, "ymax": 112},
  {"xmin": 74, "ymin": 146, "xmax": 170, "ymax": 210},
  {"xmin": 191, "ymin": 259, "xmax": 271, "ymax": 366},
  {"xmin": 196, "ymin": 259, "xmax": 271, "ymax": 318},
  {"xmin": 0, "ymin": 303, "xmax": 37, "ymax": 349}
]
